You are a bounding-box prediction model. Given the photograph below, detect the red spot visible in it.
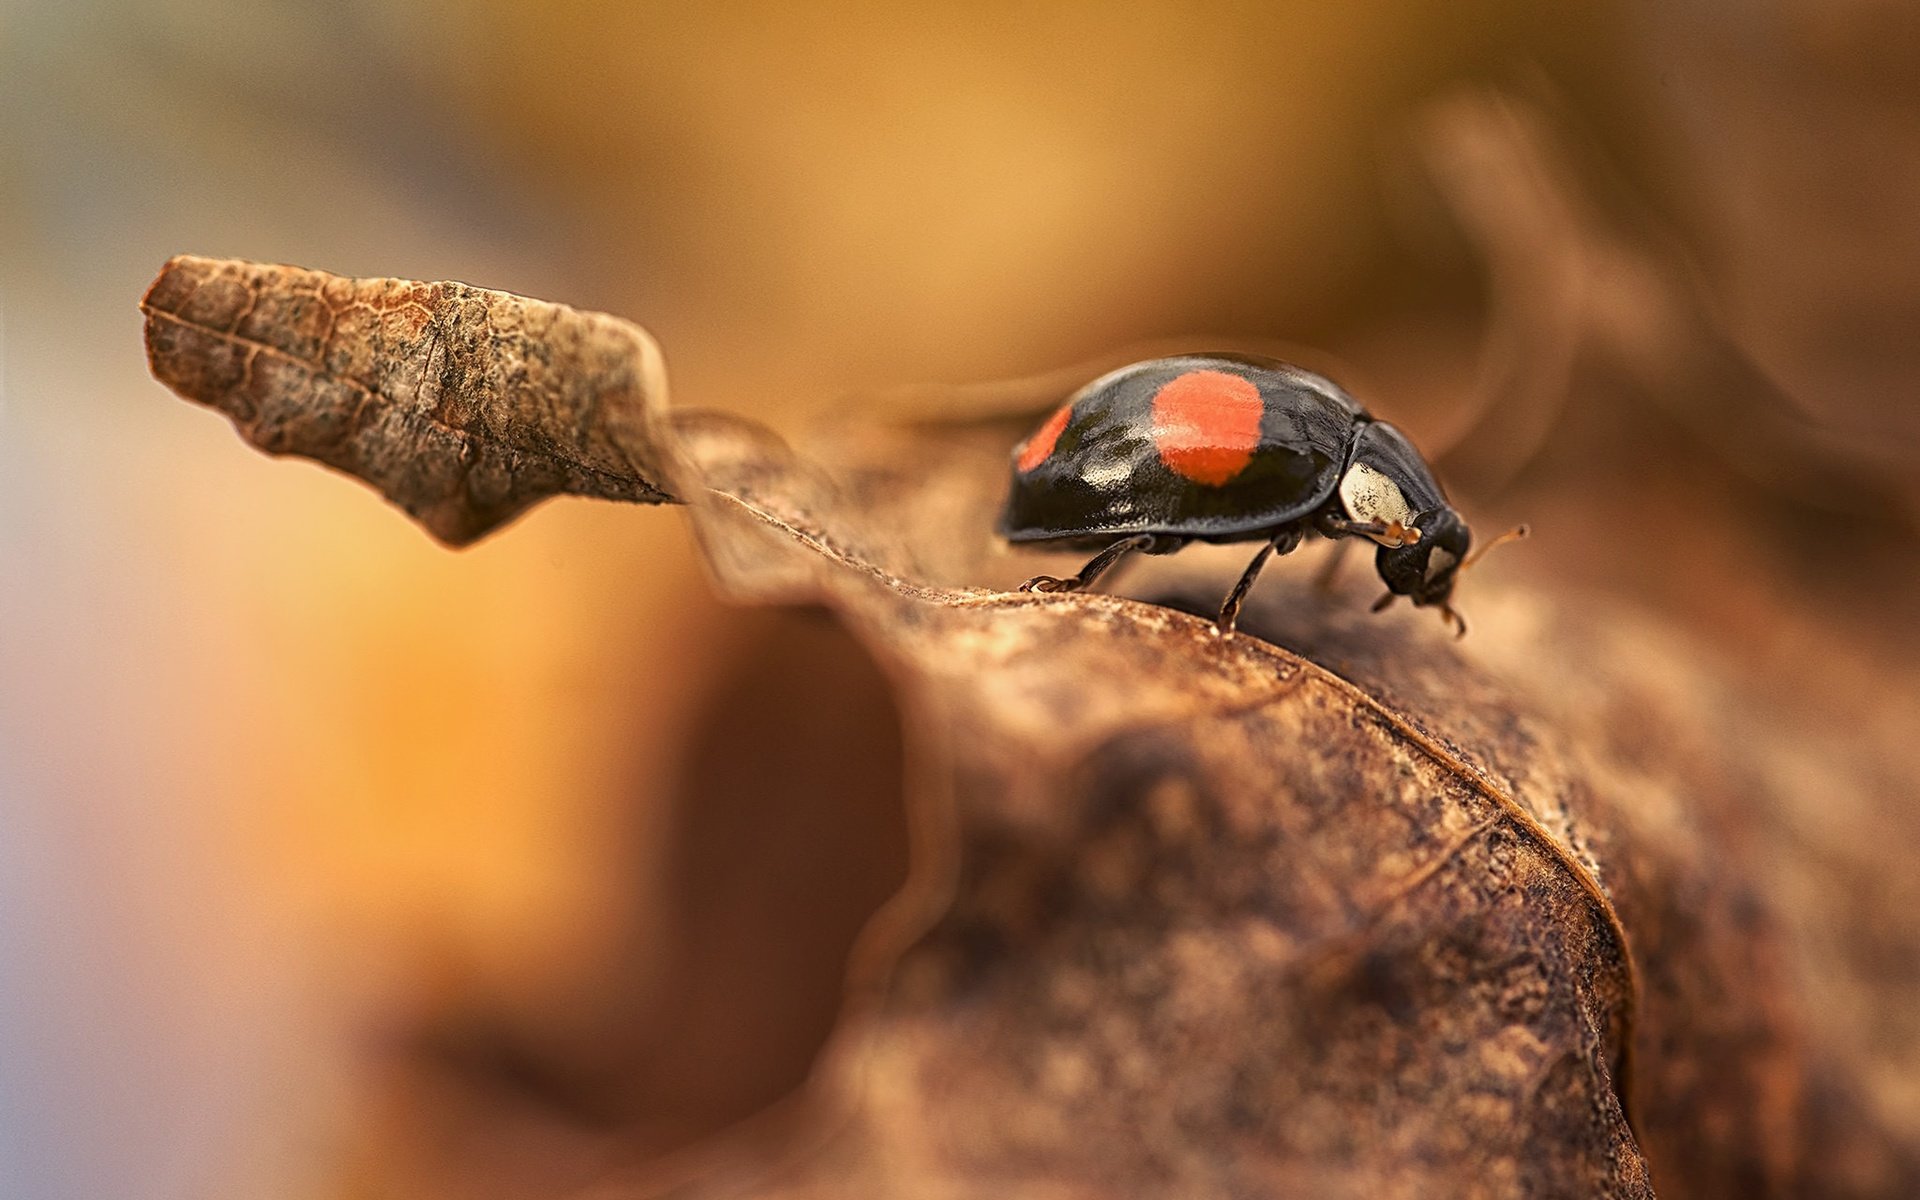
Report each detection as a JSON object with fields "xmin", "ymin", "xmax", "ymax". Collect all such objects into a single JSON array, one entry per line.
[
  {"xmin": 1151, "ymin": 370, "xmax": 1263, "ymax": 486},
  {"xmin": 1017, "ymin": 402, "xmax": 1073, "ymax": 473}
]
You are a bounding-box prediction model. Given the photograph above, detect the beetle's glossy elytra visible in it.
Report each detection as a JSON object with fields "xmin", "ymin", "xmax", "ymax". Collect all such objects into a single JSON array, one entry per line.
[
  {"xmin": 1149, "ymin": 368, "xmax": 1264, "ymax": 486},
  {"xmin": 1003, "ymin": 355, "xmax": 1361, "ymax": 544},
  {"xmin": 1000, "ymin": 353, "xmax": 1510, "ymax": 637}
]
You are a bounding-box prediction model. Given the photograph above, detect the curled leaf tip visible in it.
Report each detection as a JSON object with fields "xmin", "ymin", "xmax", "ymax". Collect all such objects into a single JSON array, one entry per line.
[{"xmin": 141, "ymin": 255, "xmax": 683, "ymax": 545}]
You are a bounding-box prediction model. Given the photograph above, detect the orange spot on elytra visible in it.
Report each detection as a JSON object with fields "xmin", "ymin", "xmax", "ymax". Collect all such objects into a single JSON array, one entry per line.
[
  {"xmin": 1151, "ymin": 370, "xmax": 1262, "ymax": 486},
  {"xmin": 1017, "ymin": 402, "xmax": 1073, "ymax": 472}
]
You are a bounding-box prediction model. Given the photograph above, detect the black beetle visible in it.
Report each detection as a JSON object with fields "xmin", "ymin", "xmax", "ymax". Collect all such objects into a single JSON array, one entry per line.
[{"xmin": 998, "ymin": 354, "xmax": 1522, "ymax": 637}]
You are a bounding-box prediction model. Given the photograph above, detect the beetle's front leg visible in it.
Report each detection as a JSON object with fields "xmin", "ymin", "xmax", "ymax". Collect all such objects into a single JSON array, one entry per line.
[{"xmin": 1319, "ymin": 515, "xmax": 1421, "ymax": 548}]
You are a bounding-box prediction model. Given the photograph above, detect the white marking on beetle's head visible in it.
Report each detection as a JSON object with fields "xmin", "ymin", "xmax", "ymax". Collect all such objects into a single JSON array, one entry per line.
[
  {"xmin": 1424, "ymin": 546, "xmax": 1459, "ymax": 584},
  {"xmin": 1338, "ymin": 462, "xmax": 1415, "ymax": 531}
]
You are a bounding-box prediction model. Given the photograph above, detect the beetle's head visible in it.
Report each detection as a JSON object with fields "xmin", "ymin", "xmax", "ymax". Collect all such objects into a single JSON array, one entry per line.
[
  {"xmin": 1371, "ymin": 511, "xmax": 1530, "ymax": 638},
  {"xmin": 1375, "ymin": 505, "xmax": 1471, "ymax": 619}
]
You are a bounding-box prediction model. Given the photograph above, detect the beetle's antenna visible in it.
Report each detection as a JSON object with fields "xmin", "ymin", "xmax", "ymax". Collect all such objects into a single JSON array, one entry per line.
[
  {"xmin": 1460, "ymin": 523, "xmax": 1530, "ymax": 572},
  {"xmin": 1370, "ymin": 591, "xmax": 1398, "ymax": 613},
  {"xmin": 1435, "ymin": 526, "xmax": 1524, "ymax": 637}
]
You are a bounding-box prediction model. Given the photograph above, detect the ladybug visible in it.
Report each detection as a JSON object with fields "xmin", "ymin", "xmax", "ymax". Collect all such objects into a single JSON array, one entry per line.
[{"xmin": 999, "ymin": 353, "xmax": 1522, "ymax": 637}]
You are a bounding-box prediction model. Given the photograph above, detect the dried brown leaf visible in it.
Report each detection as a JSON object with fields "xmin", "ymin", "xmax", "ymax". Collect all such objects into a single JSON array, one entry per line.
[
  {"xmin": 140, "ymin": 258, "xmax": 1920, "ymax": 1199},
  {"xmin": 141, "ymin": 255, "xmax": 682, "ymax": 545}
]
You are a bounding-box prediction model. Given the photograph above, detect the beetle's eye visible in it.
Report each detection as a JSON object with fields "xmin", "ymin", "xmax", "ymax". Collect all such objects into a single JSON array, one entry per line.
[{"xmin": 1424, "ymin": 546, "xmax": 1459, "ymax": 585}]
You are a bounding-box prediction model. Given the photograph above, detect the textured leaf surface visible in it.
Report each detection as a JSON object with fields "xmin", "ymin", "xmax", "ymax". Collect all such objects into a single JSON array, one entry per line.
[
  {"xmin": 141, "ymin": 258, "xmax": 1920, "ymax": 1199},
  {"xmin": 142, "ymin": 255, "xmax": 681, "ymax": 545}
]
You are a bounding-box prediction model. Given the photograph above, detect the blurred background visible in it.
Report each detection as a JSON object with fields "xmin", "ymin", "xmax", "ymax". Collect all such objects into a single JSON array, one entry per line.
[{"xmin": 4, "ymin": 2, "xmax": 1919, "ymax": 1198}]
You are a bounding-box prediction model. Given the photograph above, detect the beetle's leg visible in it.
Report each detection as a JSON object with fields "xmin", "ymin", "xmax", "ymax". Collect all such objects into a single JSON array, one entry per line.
[
  {"xmin": 1215, "ymin": 529, "xmax": 1301, "ymax": 636},
  {"xmin": 1020, "ymin": 533, "xmax": 1157, "ymax": 595},
  {"xmin": 1320, "ymin": 516, "xmax": 1421, "ymax": 548},
  {"xmin": 1213, "ymin": 543, "xmax": 1276, "ymax": 636},
  {"xmin": 1316, "ymin": 514, "xmax": 1377, "ymax": 539}
]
